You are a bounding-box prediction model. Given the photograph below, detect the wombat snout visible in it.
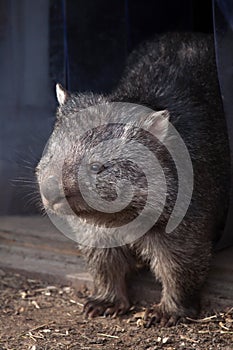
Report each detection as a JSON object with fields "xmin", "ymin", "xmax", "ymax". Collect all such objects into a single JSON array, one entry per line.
[
  {"xmin": 40, "ymin": 176, "xmax": 61, "ymax": 205},
  {"xmin": 40, "ymin": 172, "xmax": 86, "ymax": 215}
]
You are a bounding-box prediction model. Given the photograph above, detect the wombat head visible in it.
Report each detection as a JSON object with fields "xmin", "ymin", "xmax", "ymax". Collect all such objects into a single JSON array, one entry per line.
[{"xmin": 36, "ymin": 84, "xmax": 170, "ymax": 228}]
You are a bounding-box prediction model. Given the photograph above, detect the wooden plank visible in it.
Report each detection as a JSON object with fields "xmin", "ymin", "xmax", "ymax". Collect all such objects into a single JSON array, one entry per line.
[
  {"xmin": 0, "ymin": 216, "xmax": 232, "ymax": 307},
  {"xmin": 0, "ymin": 216, "xmax": 88, "ymax": 287}
]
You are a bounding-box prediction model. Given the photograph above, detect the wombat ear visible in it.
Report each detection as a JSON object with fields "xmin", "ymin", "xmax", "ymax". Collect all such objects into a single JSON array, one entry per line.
[
  {"xmin": 142, "ymin": 110, "xmax": 170, "ymax": 142},
  {"xmin": 56, "ymin": 83, "xmax": 69, "ymax": 106}
]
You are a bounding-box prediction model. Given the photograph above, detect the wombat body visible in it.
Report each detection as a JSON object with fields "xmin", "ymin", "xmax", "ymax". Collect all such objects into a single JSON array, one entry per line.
[{"xmin": 37, "ymin": 32, "xmax": 230, "ymax": 326}]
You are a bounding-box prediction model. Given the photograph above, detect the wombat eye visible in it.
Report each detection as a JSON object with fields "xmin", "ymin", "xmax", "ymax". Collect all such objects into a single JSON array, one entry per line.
[{"xmin": 90, "ymin": 162, "xmax": 102, "ymax": 174}]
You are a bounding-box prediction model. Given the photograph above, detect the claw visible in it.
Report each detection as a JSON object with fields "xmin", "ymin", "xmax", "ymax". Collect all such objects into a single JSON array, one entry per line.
[
  {"xmin": 144, "ymin": 304, "xmax": 185, "ymax": 328},
  {"xmin": 83, "ymin": 298, "xmax": 130, "ymax": 319}
]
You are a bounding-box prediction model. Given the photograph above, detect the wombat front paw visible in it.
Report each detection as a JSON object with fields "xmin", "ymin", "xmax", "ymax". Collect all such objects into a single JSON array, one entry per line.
[
  {"xmin": 144, "ymin": 304, "xmax": 188, "ymax": 328},
  {"xmin": 84, "ymin": 298, "xmax": 130, "ymax": 318}
]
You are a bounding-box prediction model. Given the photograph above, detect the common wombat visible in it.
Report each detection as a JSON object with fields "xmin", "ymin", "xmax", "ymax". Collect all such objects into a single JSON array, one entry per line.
[{"xmin": 36, "ymin": 32, "xmax": 230, "ymax": 326}]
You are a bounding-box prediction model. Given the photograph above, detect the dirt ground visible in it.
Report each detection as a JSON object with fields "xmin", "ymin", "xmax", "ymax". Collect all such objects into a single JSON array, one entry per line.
[{"xmin": 0, "ymin": 269, "xmax": 232, "ymax": 350}]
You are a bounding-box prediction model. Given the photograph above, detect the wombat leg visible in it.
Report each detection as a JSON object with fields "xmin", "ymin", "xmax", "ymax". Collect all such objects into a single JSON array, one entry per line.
[
  {"xmin": 83, "ymin": 247, "xmax": 134, "ymax": 318},
  {"xmin": 145, "ymin": 239, "xmax": 211, "ymax": 327}
]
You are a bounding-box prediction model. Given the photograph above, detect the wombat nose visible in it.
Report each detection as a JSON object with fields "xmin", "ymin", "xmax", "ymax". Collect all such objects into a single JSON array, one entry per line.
[{"xmin": 40, "ymin": 176, "xmax": 61, "ymax": 204}]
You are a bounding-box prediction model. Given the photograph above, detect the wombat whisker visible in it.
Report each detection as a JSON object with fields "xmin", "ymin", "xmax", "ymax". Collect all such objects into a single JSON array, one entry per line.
[
  {"xmin": 20, "ymin": 164, "xmax": 36, "ymax": 171},
  {"xmin": 11, "ymin": 178, "xmax": 38, "ymax": 191},
  {"xmin": 23, "ymin": 193, "xmax": 41, "ymax": 209},
  {"xmin": 12, "ymin": 178, "xmax": 36, "ymax": 184}
]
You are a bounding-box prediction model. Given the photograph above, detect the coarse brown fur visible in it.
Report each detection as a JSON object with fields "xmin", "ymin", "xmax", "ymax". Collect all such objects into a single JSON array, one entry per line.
[{"xmin": 36, "ymin": 33, "xmax": 230, "ymax": 326}]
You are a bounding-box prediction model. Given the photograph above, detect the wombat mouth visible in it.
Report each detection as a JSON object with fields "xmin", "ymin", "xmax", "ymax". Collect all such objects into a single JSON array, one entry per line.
[
  {"xmin": 45, "ymin": 191, "xmax": 143, "ymax": 228},
  {"xmin": 41, "ymin": 193, "xmax": 87, "ymax": 217}
]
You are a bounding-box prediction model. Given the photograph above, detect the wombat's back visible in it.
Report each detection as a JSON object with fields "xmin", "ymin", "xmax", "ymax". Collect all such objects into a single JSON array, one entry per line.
[{"xmin": 112, "ymin": 32, "xmax": 218, "ymax": 109}]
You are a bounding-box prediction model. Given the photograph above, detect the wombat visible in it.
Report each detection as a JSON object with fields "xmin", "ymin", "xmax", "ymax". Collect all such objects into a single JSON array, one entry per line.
[{"xmin": 36, "ymin": 32, "xmax": 230, "ymax": 326}]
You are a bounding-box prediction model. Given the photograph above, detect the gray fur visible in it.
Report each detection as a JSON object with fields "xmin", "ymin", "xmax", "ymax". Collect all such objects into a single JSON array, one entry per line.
[{"xmin": 36, "ymin": 32, "xmax": 230, "ymax": 326}]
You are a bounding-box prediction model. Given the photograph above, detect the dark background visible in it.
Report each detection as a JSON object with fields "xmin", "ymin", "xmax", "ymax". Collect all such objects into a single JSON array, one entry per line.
[
  {"xmin": 0, "ymin": 0, "xmax": 217, "ymax": 216},
  {"xmin": 50, "ymin": 0, "xmax": 213, "ymax": 94}
]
